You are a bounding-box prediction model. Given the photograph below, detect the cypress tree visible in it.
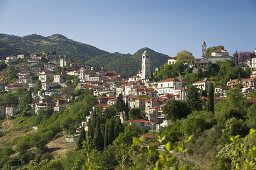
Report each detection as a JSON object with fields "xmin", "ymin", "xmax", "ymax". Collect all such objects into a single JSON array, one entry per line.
[
  {"xmin": 93, "ymin": 123, "xmax": 104, "ymax": 151},
  {"xmin": 187, "ymin": 85, "xmax": 202, "ymax": 111},
  {"xmin": 207, "ymin": 82, "xmax": 214, "ymax": 113},
  {"xmin": 116, "ymin": 94, "xmax": 126, "ymax": 112},
  {"xmin": 77, "ymin": 128, "xmax": 86, "ymax": 150},
  {"xmin": 88, "ymin": 113, "xmax": 97, "ymax": 139},
  {"xmin": 114, "ymin": 118, "xmax": 122, "ymax": 139},
  {"xmin": 108, "ymin": 119, "xmax": 114, "ymax": 145},
  {"xmin": 104, "ymin": 121, "xmax": 109, "ymax": 148},
  {"xmin": 124, "ymin": 102, "xmax": 129, "ymax": 121}
]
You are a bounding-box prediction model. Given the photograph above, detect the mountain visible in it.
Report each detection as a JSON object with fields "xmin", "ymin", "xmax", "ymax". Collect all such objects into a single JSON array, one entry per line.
[
  {"xmin": 0, "ymin": 33, "xmax": 169, "ymax": 76},
  {"xmin": 86, "ymin": 48, "xmax": 169, "ymax": 76},
  {"xmin": 0, "ymin": 33, "xmax": 108, "ymax": 61}
]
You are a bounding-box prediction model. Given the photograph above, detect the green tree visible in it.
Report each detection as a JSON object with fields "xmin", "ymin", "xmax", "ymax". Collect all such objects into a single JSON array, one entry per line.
[
  {"xmin": 216, "ymin": 88, "xmax": 248, "ymax": 126},
  {"xmin": 187, "ymin": 85, "xmax": 202, "ymax": 111},
  {"xmin": 220, "ymin": 118, "xmax": 249, "ymax": 145},
  {"xmin": 183, "ymin": 116, "xmax": 207, "ymax": 136},
  {"xmin": 206, "ymin": 45, "xmax": 224, "ymax": 56},
  {"xmin": 0, "ymin": 62, "xmax": 7, "ymax": 71},
  {"xmin": 128, "ymin": 108, "xmax": 142, "ymax": 119},
  {"xmin": 207, "ymin": 82, "xmax": 214, "ymax": 113},
  {"xmin": 176, "ymin": 50, "xmax": 194, "ymax": 64},
  {"xmin": 115, "ymin": 94, "xmax": 126, "ymax": 112},
  {"xmin": 163, "ymin": 99, "xmax": 191, "ymax": 121},
  {"xmin": 103, "ymin": 107, "xmax": 117, "ymax": 120},
  {"xmin": 77, "ymin": 128, "xmax": 86, "ymax": 150},
  {"xmin": 18, "ymin": 89, "xmax": 32, "ymax": 110},
  {"xmin": 93, "ymin": 123, "xmax": 104, "ymax": 151},
  {"xmin": 0, "ymin": 93, "xmax": 17, "ymax": 106}
]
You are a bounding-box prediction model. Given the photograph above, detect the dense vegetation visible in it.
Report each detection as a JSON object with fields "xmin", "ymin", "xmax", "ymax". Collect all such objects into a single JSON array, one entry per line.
[
  {"xmin": 154, "ymin": 60, "xmax": 251, "ymax": 85},
  {"xmin": 0, "ymin": 33, "xmax": 107, "ymax": 61},
  {"xmin": 0, "ymin": 34, "xmax": 169, "ymax": 77}
]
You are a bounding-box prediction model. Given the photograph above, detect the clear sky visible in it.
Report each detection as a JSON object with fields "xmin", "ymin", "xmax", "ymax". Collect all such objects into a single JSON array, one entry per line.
[{"xmin": 0, "ymin": 0, "xmax": 255, "ymax": 58}]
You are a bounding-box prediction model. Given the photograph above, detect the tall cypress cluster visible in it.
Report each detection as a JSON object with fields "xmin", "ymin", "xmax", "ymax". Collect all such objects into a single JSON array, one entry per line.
[
  {"xmin": 87, "ymin": 112, "xmax": 123, "ymax": 151},
  {"xmin": 207, "ymin": 82, "xmax": 214, "ymax": 113}
]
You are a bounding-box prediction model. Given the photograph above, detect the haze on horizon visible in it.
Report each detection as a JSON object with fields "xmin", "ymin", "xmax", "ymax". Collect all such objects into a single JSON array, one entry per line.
[{"xmin": 0, "ymin": 0, "xmax": 255, "ymax": 58}]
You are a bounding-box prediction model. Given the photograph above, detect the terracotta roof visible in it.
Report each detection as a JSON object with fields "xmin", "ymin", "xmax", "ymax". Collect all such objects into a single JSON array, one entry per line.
[
  {"xmin": 158, "ymin": 78, "xmax": 177, "ymax": 83},
  {"xmin": 125, "ymin": 119, "xmax": 156, "ymax": 124},
  {"xmin": 214, "ymin": 48, "xmax": 228, "ymax": 53},
  {"xmin": 168, "ymin": 57, "xmax": 177, "ymax": 60},
  {"xmin": 111, "ymin": 75, "xmax": 120, "ymax": 79},
  {"xmin": 105, "ymin": 70, "xmax": 117, "ymax": 74},
  {"xmin": 53, "ymin": 98, "xmax": 66, "ymax": 101},
  {"xmin": 93, "ymin": 104, "xmax": 111, "ymax": 108},
  {"xmin": 125, "ymin": 82, "xmax": 136, "ymax": 86},
  {"xmin": 146, "ymin": 97, "xmax": 167, "ymax": 102},
  {"xmin": 193, "ymin": 81, "xmax": 207, "ymax": 84},
  {"xmin": 243, "ymin": 77, "xmax": 256, "ymax": 81},
  {"xmin": 247, "ymin": 98, "xmax": 256, "ymax": 103},
  {"xmin": 200, "ymin": 97, "xmax": 226, "ymax": 100},
  {"xmin": 227, "ymin": 79, "xmax": 239, "ymax": 83},
  {"xmin": 131, "ymin": 98, "xmax": 148, "ymax": 102},
  {"xmin": 175, "ymin": 87, "xmax": 187, "ymax": 90},
  {"xmin": 98, "ymin": 96, "xmax": 115, "ymax": 99},
  {"xmin": 82, "ymin": 84, "xmax": 95, "ymax": 88},
  {"xmin": 129, "ymin": 76, "xmax": 141, "ymax": 79}
]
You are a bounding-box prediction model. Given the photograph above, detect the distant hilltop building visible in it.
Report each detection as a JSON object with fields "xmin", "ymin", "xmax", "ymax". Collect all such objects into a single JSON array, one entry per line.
[
  {"xmin": 141, "ymin": 50, "xmax": 150, "ymax": 79},
  {"xmin": 167, "ymin": 57, "xmax": 177, "ymax": 65},
  {"xmin": 201, "ymin": 41, "xmax": 232, "ymax": 63}
]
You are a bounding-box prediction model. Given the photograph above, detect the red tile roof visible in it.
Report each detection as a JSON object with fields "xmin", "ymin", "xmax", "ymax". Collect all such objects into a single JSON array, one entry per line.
[
  {"xmin": 158, "ymin": 78, "xmax": 177, "ymax": 83},
  {"xmin": 93, "ymin": 104, "xmax": 111, "ymax": 108},
  {"xmin": 193, "ymin": 81, "xmax": 207, "ymax": 84},
  {"xmin": 125, "ymin": 119, "xmax": 156, "ymax": 124},
  {"xmin": 247, "ymin": 98, "xmax": 256, "ymax": 103},
  {"xmin": 105, "ymin": 70, "xmax": 117, "ymax": 74}
]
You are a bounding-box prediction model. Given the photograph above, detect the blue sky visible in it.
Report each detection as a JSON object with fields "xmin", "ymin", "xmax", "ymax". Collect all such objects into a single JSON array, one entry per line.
[{"xmin": 0, "ymin": 0, "xmax": 255, "ymax": 58}]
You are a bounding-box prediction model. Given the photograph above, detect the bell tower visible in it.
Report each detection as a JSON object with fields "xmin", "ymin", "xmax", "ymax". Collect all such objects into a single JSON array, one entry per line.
[
  {"xmin": 141, "ymin": 50, "xmax": 150, "ymax": 79},
  {"xmin": 202, "ymin": 41, "xmax": 206, "ymax": 56}
]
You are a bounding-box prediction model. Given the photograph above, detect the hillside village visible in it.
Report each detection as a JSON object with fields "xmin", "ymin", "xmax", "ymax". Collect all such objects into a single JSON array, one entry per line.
[
  {"xmin": 0, "ymin": 42, "xmax": 256, "ymax": 132},
  {"xmin": 0, "ymin": 38, "xmax": 256, "ymax": 169}
]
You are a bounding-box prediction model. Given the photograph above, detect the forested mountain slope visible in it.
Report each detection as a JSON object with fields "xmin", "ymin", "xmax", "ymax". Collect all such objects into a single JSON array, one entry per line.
[{"xmin": 0, "ymin": 34, "xmax": 169, "ymax": 76}]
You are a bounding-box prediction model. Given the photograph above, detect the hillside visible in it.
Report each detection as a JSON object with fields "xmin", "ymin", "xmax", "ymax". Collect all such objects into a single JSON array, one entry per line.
[
  {"xmin": 0, "ymin": 33, "xmax": 169, "ymax": 76},
  {"xmin": 0, "ymin": 33, "xmax": 108, "ymax": 61},
  {"xmin": 86, "ymin": 48, "xmax": 169, "ymax": 76}
]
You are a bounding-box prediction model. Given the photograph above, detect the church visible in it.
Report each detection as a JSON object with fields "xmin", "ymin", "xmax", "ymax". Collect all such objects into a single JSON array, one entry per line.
[
  {"xmin": 129, "ymin": 50, "xmax": 150, "ymax": 82},
  {"xmin": 201, "ymin": 41, "xmax": 232, "ymax": 63}
]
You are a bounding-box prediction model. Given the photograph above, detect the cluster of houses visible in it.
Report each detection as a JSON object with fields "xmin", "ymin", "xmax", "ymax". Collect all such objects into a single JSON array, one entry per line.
[{"xmin": 1, "ymin": 44, "xmax": 256, "ymax": 133}]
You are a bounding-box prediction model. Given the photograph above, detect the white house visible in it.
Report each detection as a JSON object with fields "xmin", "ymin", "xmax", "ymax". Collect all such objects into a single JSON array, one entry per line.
[
  {"xmin": 53, "ymin": 73, "xmax": 65, "ymax": 83},
  {"xmin": 6, "ymin": 107, "xmax": 19, "ymax": 117},
  {"xmin": 35, "ymin": 100, "xmax": 55, "ymax": 114},
  {"xmin": 215, "ymin": 85, "xmax": 228, "ymax": 97},
  {"xmin": 129, "ymin": 98, "xmax": 147, "ymax": 110},
  {"xmin": 167, "ymin": 57, "xmax": 177, "ymax": 65},
  {"xmin": 192, "ymin": 81, "xmax": 209, "ymax": 91},
  {"xmin": 41, "ymin": 82, "xmax": 60, "ymax": 90},
  {"xmin": 5, "ymin": 56, "xmax": 18, "ymax": 64},
  {"xmin": 157, "ymin": 78, "xmax": 184, "ymax": 95},
  {"xmin": 251, "ymin": 57, "xmax": 256, "ymax": 70},
  {"xmin": 128, "ymin": 76, "xmax": 141, "ymax": 82}
]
